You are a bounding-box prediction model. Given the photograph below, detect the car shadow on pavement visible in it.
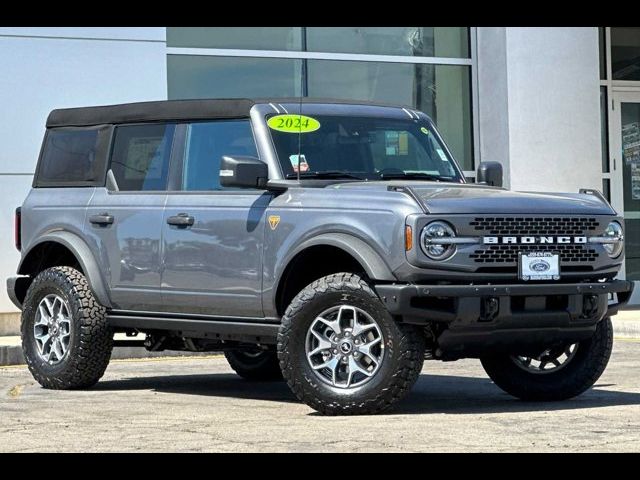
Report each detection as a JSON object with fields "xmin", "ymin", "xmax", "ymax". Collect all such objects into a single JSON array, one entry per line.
[
  {"xmin": 391, "ymin": 374, "xmax": 640, "ymax": 415},
  {"xmin": 93, "ymin": 372, "xmax": 640, "ymax": 414},
  {"xmin": 94, "ymin": 373, "xmax": 300, "ymax": 403}
]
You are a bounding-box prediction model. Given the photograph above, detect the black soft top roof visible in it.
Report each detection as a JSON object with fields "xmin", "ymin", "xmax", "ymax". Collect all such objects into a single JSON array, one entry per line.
[{"xmin": 46, "ymin": 98, "xmax": 413, "ymax": 128}]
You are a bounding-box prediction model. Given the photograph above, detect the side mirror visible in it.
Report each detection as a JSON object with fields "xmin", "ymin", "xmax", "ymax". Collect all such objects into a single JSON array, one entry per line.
[
  {"xmin": 476, "ymin": 161, "xmax": 503, "ymax": 187},
  {"xmin": 220, "ymin": 156, "xmax": 268, "ymax": 189}
]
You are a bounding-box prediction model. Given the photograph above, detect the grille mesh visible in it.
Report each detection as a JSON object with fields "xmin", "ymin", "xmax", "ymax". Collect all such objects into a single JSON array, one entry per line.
[
  {"xmin": 469, "ymin": 217, "xmax": 599, "ymax": 235},
  {"xmin": 469, "ymin": 217, "xmax": 601, "ymax": 264},
  {"xmin": 470, "ymin": 244, "xmax": 598, "ymax": 263}
]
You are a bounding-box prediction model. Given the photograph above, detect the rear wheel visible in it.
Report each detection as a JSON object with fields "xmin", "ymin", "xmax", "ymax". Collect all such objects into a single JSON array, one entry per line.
[
  {"xmin": 224, "ymin": 349, "xmax": 282, "ymax": 381},
  {"xmin": 481, "ymin": 317, "xmax": 613, "ymax": 401},
  {"xmin": 21, "ymin": 266, "xmax": 113, "ymax": 389},
  {"xmin": 278, "ymin": 273, "xmax": 425, "ymax": 415}
]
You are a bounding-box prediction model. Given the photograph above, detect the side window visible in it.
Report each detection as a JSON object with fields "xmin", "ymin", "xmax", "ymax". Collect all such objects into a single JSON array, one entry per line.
[
  {"xmin": 36, "ymin": 127, "xmax": 106, "ymax": 187},
  {"xmin": 182, "ymin": 120, "xmax": 258, "ymax": 191},
  {"xmin": 109, "ymin": 124, "xmax": 175, "ymax": 191}
]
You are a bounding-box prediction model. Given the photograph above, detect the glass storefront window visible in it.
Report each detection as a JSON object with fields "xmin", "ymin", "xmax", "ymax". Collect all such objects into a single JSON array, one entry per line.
[
  {"xmin": 306, "ymin": 60, "xmax": 473, "ymax": 170},
  {"xmin": 167, "ymin": 55, "xmax": 303, "ymax": 98},
  {"xmin": 167, "ymin": 27, "xmax": 303, "ymax": 51},
  {"xmin": 599, "ymin": 27, "xmax": 607, "ymax": 80},
  {"xmin": 611, "ymin": 27, "xmax": 640, "ymax": 81},
  {"xmin": 600, "ymin": 86, "xmax": 609, "ymax": 173},
  {"xmin": 306, "ymin": 27, "xmax": 469, "ymax": 58}
]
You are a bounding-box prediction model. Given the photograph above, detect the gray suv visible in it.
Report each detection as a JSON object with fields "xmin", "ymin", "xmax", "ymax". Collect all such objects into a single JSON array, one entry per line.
[{"xmin": 7, "ymin": 98, "xmax": 633, "ymax": 415}]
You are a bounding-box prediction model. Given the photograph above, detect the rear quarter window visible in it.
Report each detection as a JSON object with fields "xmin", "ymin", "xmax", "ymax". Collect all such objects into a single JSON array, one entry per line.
[{"xmin": 34, "ymin": 126, "xmax": 109, "ymax": 187}]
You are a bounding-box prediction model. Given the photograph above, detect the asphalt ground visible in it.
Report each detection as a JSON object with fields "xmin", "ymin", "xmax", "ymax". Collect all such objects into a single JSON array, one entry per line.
[{"xmin": 1, "ymin": 339, "xmax": 639, "ymax": 452}]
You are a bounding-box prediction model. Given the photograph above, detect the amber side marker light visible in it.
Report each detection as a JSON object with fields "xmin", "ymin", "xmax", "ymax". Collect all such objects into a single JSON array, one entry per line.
[{"xmin": 405, "ymin": 225, "xmax": 413, "ymax": 251}]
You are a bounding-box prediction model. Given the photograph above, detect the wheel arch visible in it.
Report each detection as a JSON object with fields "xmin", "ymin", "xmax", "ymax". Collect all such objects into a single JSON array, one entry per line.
[
  {"xmin": 17, "ymin": 231, "xmax": 112, "ymax": 308},
  {"xmin": 273, "ymin": 233, "xmax": 396, "ymax": 316}
]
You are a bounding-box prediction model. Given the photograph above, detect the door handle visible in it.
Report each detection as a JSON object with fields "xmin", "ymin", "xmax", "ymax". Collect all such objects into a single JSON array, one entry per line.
[
  {"xmin": 167, "ymin": 213, "xmax": 195, "ymax": 227},
  {"xmin": 89, "ymin": 213, "xmax": 114, "ymax": 226}
]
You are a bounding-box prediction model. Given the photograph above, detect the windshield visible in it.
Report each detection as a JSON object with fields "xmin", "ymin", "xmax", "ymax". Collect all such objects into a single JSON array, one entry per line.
[{"xmin": 267, "ymin": 114, "xmax": 464, "ymax": 182}]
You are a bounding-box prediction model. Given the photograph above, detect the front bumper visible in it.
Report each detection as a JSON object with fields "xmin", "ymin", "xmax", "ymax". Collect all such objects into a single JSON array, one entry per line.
[{"xmin": 375, "ymin": 280, "xmax": 633, "ymax": 358}]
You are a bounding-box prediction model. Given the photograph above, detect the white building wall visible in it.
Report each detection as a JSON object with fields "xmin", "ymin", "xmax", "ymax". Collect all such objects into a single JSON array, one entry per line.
[
  {"xmin": 505, "ymin": 27, "xmax": 602, "ymax": 193},
  {"xmin": 0, "ymin": 27, "xmax": 168, "ymax": 312},
  {"xmin": 478, "ymin": 27, "xmax": 602, "ymax": 193}
]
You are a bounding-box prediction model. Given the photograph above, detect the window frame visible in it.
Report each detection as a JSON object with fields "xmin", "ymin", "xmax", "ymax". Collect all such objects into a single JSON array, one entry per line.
[
  {"xmin": 33, "ymin": 125, "xmax": 112, "ymax": 188},
  {"xmin": 169, "ymin": 118, "xmax": 264, "ymax": 193}
]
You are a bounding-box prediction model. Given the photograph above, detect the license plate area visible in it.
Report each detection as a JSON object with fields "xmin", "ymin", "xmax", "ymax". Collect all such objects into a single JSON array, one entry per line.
[{"xmin": 519, "ymin": 252, "xmax": 560, "ymax": 281}]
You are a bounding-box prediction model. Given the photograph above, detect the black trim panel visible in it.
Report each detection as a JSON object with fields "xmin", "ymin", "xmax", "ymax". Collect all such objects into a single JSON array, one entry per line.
[{"xmin": 107, "ymin": 313, "xmax": 280, "ymax": 344}]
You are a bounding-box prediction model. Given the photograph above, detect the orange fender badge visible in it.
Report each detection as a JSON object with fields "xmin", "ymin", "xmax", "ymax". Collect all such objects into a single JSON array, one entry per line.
[{"xmin": 268, "ymin": 215, "xmax": 281, "ymax": 230}]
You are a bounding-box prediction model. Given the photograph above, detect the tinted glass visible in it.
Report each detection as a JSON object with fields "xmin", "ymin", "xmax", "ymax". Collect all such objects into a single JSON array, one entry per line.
[
  {"xmin": 307, "ymin": 27, "xmax": 469, "ymax": 58},
  {"xmin": 268, "ymin": 114, "xmax": 463, "ymax": 182},
  {"xmin": 168, "ymin": 55, "xmax": 302, "ymax": 99},
  {"xmin": 611, "ymin": 27, "xmax": 640, "ymax": 81},
  {"xmin": 599, "ymin": 27, "xmax": 607, "ymax": 80},
  {"xmin": 36, "ymin": 128, "xmax": 103, "ymax": 186},
  {"xmin": 167, "ymin": 27, "xmax": 303, "ymax": 51},
  {"xmin": 307, "ymin": 60, "xmax": 473, "ymax": 170},
  {"xmin": 183, "ymin": 121, "xmax": 258, "ymax": 191},
  {"xmin": 110, "ymin": 124, "xmax": 175, "ymax": 191},
  {"xmin": 600, "ymin": 87, "xmax": 609, "ymax": 173}
]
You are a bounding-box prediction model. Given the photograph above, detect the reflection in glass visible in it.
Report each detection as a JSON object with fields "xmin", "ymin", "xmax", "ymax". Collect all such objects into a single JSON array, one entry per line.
[
  {"xmin": 167, "ymin": 27, "xmax": 303, "ymax": 51},
  {"xmin": 307, "ymin": 60, "xmax": 473, "ymax": 170},
  {"xmin": 611, "ymin": 27, "xmax": 640, "ymax": 80},
  {"xmin": 599, "ymin": 27, "xmax": 607, "ymax": 80},
  {"xmin": 168, "ymin": 55, "xmax": 303, "ymax": 99},
  {"xmin": 306, "ymin": 27, "xmax": 469, "ymax": 58},
  {"xmin": 600, "ymin": 87, "xmax": 609, "ymax": 173},
  {"xmin": 621, "ymin": 102, "xmax": 640, "ymax": 280}
]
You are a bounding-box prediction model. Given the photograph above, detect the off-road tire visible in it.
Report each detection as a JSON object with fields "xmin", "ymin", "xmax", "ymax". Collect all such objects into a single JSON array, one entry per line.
[
  {"xmin": 224, "ymin": 349, "xmax": 283, "ymax": 381},
  {"xmin": 481, "ymin": 317, "xmax": 614, "ymax": 401},
  {"xmin": 21, "ymin": 266, "xmax": 113, "ymax": 389},
  {"xmin": 278, "ymin": 273, "xmax": 425, "ymax": 415}
]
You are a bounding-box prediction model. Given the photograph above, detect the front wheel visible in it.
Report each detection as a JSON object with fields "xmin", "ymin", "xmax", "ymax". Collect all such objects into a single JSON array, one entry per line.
[
  {"xmin": 278, "ymin": 273, "xmax": 425, "ymax": 415},
  {"xmin": 481, "ymin": 317, "xmax": 614, "ymax": 401}
]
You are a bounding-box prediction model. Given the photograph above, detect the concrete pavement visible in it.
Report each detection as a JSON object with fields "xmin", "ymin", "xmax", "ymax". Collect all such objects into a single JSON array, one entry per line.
[{"xmin": 1, "ymin": 339, "xmax": 639, "ymax": 452}]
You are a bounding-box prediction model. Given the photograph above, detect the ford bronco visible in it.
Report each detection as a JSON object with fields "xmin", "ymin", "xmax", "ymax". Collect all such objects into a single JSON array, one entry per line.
[{"xmin": 7, "ymin": 98, "xmax": 633, "ymax": 415}]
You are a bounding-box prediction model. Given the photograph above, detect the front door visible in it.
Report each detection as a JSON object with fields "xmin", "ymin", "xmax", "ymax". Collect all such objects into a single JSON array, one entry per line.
[
  {"xmin": 611, "ymin": 92, "xmax": 640, "ymax": 292},
  {"xmin": 160, "ymin": 120, "xmax": 269, "ymax": 318}
]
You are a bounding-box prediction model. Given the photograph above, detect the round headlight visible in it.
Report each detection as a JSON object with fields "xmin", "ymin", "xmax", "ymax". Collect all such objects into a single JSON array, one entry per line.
[
  {"xmin": 603, "ymin": 221, "xmax": 624, "ymax": 258},
  {"xmin": 420, "ymin": 221, "xmax": 456, "ymax": 260}
]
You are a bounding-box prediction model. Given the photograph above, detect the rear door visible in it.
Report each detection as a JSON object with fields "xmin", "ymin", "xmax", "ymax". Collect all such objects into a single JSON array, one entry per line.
[
  {"xmin": 161, "ymin": 120, "xmax": 270, "ymax": 317},
  {"xmin": 84, "ymin": 123, "xmax": 177, "ymax": 311}
]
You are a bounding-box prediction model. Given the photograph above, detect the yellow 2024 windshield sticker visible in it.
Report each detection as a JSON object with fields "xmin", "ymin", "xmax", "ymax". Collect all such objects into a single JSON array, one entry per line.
[{"xmin": 267, "ymin": 114, "xmax": 320, "ymax": 133}]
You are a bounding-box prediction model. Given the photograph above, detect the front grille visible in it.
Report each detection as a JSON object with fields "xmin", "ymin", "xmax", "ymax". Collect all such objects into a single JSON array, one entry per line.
[
  {"xmin": 469, "ymin": 216, "xmax": 601, "ymax": 265},
  {"xmin": 470, "ymin": 244, "xmax": 598, "ymax": 263},
  {"xmin": 469, "ymin": 217, "xmax": 599, "ymax": 235}
]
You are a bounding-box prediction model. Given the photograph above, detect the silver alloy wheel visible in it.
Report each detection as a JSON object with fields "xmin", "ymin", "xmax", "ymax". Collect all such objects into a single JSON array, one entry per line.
[
  {"xmin": 33, "ymin": 294, "xmax": 72, "ymax": 365},
  {"xmin": 511, "ymin": 343, "xmax": 579, "ymax": 375},
  {"xmin": 305, "ymin": 305, "xmax": 384, "ymax": 389}
]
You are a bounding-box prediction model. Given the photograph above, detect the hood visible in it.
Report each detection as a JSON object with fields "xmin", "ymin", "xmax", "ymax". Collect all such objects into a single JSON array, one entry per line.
[{"xmin": 332, "ymin": 182, "xmax": 616, "ymax": 215}]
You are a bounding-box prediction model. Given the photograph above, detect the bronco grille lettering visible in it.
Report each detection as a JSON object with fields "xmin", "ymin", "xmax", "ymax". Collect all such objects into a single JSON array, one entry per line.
[{"xmin": 483, "ymin": 236, "xmax": 587, "ymax": 245}]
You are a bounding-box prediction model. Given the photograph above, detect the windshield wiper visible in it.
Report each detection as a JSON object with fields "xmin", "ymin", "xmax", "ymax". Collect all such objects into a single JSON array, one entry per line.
[
  {"xmin": 286, "ymin": 171, "xmax": 364, "ymax": 180},
  {"xmin": 378, "ymin": 172, "xmax": 445, "ymax": 181}
]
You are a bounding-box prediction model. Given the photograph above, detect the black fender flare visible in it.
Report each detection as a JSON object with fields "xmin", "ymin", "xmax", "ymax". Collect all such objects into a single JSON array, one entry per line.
[
  {"xmin": 278, "ymin": 232, "xmax": 397, "ymax": 284},
  {"xmin": 18, "ymin": 231, "xmax": 112, "ymax": 308}
]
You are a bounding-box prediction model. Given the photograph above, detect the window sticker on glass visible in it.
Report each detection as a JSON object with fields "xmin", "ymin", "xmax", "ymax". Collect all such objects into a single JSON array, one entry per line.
[
  {"xmin": 289, "ymin": 154, "xmax": 309, "ymax": 173},
  {"xmin": 267, "ymin": 114, "xmax": 320, "ymax": 133},
  {"xmin": 436, "ymin": 148, "xmax": 448, "ymax": 161}
]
